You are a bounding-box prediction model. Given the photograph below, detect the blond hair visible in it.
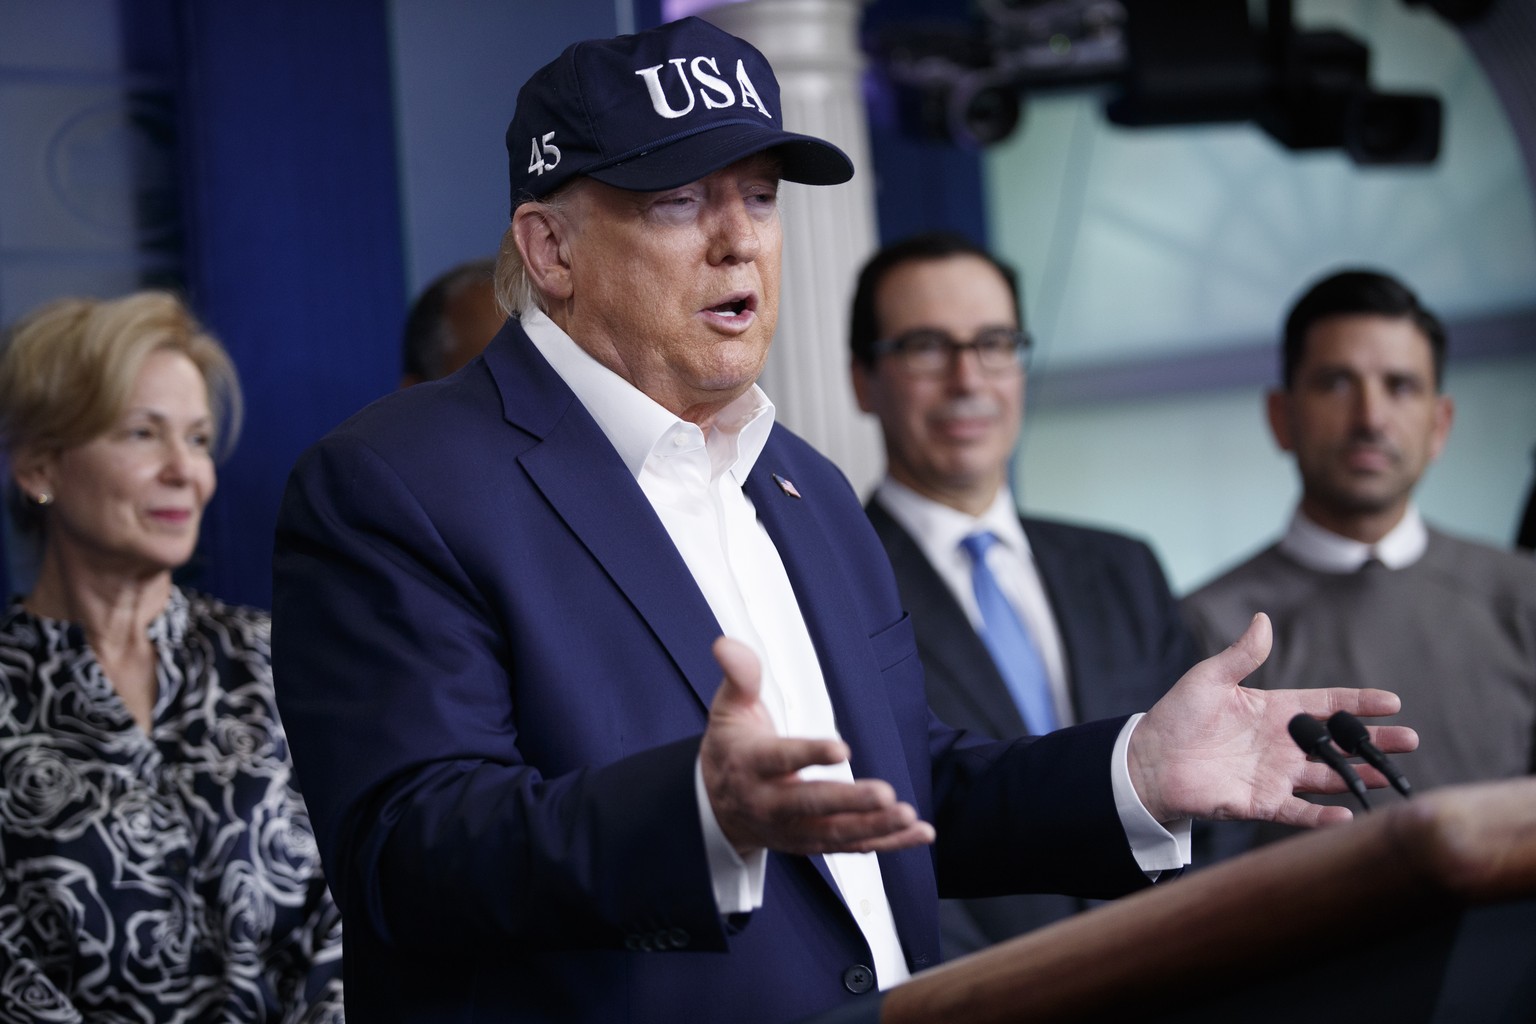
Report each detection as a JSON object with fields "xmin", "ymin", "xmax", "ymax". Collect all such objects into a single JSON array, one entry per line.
[{"xmin": 0, "ymin": 291, "xmax": 243, "ymax": 462}]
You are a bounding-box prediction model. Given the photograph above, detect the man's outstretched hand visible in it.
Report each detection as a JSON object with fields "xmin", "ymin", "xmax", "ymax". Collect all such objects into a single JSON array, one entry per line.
[
  {"xmin": 700, "ymin": 637, "xmax": 936, "ymax": 859},
  {"xmin": 704, "ymin": 614, "xmax": 1418, "ymax": 859},
  {"xmin": 1129, "ymin": 613, "xmax": 1419, "ymax": 827}
]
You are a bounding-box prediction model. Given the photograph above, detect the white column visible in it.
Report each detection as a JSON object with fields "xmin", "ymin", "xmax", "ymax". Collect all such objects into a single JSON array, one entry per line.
[{"xmin": 701, "ymin": 0, "xmax": 885, "ymax": 499}]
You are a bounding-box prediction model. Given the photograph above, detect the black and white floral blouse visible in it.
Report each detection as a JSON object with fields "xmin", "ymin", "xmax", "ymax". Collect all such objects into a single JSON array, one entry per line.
[{"xmin": 0, "ymin": 587, "xmax": 343, "ymax": 1022}]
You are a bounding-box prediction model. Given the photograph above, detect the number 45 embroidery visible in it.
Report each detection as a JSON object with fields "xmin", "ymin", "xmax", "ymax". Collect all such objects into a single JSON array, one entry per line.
[{"xmin": 529, "ymin": 132, "xmax": 561, "ymax": 176}]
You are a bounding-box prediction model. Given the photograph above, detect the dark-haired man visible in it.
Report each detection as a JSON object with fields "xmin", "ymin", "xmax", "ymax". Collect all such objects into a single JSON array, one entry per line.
[
  {"xmin": 399, "ymin": 257, "xmax": 504, "ymax": 387},
  {"xmin": 272, "ymin": 20, "xmax": 1414, "ymax": 1024},
  {"xmin": 1184, "ymin": 268, "xmax": 1536, "ymax": 847},
  {"xmin": 849, "ymin": 231, "xmax": 1200, "ymax": 957}
]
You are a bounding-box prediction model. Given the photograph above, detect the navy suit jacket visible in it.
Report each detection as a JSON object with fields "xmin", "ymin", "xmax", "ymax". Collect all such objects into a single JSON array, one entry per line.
[
  {"xmin": 272, "ymin": 320, "xmax": 1150, "ymax": 1024},
  {"xmin": 867, "ymin": 498, "xmax": 1199, "ymax": 956}
]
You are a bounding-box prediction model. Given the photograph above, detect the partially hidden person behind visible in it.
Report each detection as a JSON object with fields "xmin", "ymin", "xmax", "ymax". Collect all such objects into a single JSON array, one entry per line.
[
  {"xmin": 271, "ymin": 18, "xmax": 1414, "ymax": 1024},
  {"xmin": 0, "ymin": 292, "xmax": 343, "ymax": 1021},
  {"xmin": 399, "ymin": 257, "xmax": 505, "ymax": 388},
  {"xmin": 849, "ymin": 230, "xmax": 1201, "ymax": 957},
  {"xmin": 1183, "ymin": 267, "xmax": 1536, "ymax": 855}
]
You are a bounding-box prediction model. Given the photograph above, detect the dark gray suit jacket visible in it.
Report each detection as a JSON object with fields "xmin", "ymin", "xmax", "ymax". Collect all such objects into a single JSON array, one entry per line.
[{"xmin": 867, "ymin": 496, "xmax": 1200, "ymax": 959}]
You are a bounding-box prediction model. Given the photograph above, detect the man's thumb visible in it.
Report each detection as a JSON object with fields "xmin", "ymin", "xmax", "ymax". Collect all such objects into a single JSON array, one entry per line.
[
  {"xmin": 1212, "ymin": 612, "xmax": 1272, "ymax": 686},
  {"xmin": 712, "ymin": 636, "xmax": 763, "ymax": 710}
]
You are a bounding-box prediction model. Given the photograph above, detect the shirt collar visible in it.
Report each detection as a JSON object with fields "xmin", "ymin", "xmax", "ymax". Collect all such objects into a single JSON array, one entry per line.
[
  {"xmin": 875, "ymin": 478, "xmax": 1032, "ymax": 561},
  {"xmin": 1278, "ymin": 504, "xmax": 1428, "ymax": 572},
  {"xmin": 520, "ymin": 308, "xmax": 775, "ymax": 485}
]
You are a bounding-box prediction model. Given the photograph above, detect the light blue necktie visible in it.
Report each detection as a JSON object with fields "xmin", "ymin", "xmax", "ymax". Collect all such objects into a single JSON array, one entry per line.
[{"xmin": 961, "ymin": 531, "xmax": 1059, "ymax": 735}]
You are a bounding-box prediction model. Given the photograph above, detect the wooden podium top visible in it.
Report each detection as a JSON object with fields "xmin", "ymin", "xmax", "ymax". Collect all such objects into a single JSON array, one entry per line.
[{"xmin": 880, "ymin": 776, "xmax": 1536, "ymax": 1024}]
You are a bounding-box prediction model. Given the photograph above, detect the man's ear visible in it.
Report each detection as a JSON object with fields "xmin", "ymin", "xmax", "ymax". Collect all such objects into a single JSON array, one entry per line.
[
  {"xmin": 1428, "ymin": 393, "xmax": 1455, "ymax": 462},
  {"xmin": 512, "ymin": 203, "xmax": 575, "ymax": 303},
  {"xmin": 1265, "ymin": 389, "xmax": 1295, "ymax": 452}
]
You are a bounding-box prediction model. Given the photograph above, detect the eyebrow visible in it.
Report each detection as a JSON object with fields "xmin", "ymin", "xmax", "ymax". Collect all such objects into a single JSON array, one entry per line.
[{"xmin": 122, "ymin": 407, "xmax": 214, "ymax": 426}]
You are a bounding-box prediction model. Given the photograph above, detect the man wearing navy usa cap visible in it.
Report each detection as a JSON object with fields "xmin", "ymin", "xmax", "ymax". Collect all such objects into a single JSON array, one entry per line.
[{"xmin": 272, "ymin": 17, "xmax": 1413, "ymax": 1024}]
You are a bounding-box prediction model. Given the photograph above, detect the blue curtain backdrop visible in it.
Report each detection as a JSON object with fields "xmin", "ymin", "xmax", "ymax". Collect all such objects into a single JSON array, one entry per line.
[{"xmin": 176, "ymin": 1, "xmax": 406, "ymax": 609}]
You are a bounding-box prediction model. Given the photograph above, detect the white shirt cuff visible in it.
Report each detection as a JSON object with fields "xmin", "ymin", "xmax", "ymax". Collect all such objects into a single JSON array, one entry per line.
[
  {"xmin": 1113, "ymin": 713, "xmax": 1192, "ymax": 876},
  {"xmin": 695, "ymin": 756, "xmax": 767, "ymax": 914}
]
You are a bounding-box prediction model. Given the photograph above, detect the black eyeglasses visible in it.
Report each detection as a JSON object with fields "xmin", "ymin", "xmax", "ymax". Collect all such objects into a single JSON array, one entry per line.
[{"xmin": 871, "ymin": 327, "xmax": 1031, "ymax": 377}]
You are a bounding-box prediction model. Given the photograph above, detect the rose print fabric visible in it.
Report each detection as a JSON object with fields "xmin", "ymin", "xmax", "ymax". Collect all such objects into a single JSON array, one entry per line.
[{"xmin": 0, "ymin": 588, "xmax": 342, "ymax": 1022}]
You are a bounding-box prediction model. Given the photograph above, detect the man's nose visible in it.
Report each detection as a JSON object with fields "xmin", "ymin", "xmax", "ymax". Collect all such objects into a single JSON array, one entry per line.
[
  {"xmin": 707, "ymin": 199, "xmax": 762, "ymax": 266},
  {"xmin": 944, "ymin": 343, "xmax": 988, "ymax": 389},
  {"xmin": 1354, "ymin": 381, "xmax": 1390, "ymax": 431}
]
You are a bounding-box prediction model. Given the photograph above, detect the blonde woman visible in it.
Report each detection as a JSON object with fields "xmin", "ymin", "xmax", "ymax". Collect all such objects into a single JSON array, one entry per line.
[{"xmin": 0, "ymin": 292, "xmax": 341, "ymax": 1022}]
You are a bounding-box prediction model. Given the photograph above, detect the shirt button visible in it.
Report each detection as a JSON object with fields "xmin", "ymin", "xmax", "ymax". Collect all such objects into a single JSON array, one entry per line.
[
  {"xmin": 859, "ymin": 899, "xmax": 871, "ymax": 916},
  {"xmin": 842, "ymin": 964, "xmax": 875, "ymax": 994}
]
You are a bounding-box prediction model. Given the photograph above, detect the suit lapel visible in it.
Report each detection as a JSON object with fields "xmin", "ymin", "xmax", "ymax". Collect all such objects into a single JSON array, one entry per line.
[
  {"xmin": 1027, "ymin": 520, "xmax": 1116, "ymax": 721},
  {"xmin": 747, "ymin": 450, "xmax": 939, "ymax": 959},
  {"xmin": 489, "ymin": 322, "xmax": 724, "ymax": 711},
  {"xmin": 745, "ymin": 462, "xmax": 911, "ymax": 801},
  {"xmin": 868, "ymin": 500, "xmax": 1027, "ymax": 738},
  {"xmin": 1029, "ymin": 518, "xmax": 1147, "ymax": 723}
]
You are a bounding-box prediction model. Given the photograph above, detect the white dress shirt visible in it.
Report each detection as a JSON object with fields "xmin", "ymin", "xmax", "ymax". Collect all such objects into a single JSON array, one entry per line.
[{"xmin": 521, "ymin": 309, "xmax": 909, "ymax": 988}]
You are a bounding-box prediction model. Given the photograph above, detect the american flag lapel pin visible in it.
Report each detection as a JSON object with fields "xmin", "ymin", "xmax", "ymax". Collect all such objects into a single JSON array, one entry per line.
[{"xmin": 772, "ymin": 473, "xmax": 802, "ymax": 499}]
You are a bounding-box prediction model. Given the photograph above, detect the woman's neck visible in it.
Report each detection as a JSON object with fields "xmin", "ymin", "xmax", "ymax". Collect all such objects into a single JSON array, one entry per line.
[
  {"xmin": 26, "ymin": 549, "xmax": 173, "ymax": 733},
  {"xmin": 24, "ymin": 548, "xmax": 173, "ymax": 651}
]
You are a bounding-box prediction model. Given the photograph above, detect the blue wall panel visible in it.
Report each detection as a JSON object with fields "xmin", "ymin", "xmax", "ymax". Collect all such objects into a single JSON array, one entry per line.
[{"xmin": 177, "ymin": 1, "xmax": 407, "ymax": 608}]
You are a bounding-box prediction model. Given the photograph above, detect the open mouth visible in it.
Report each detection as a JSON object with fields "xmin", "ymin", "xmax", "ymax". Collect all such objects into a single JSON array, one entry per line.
[{"xmin": 707, "ymin": 293, "xmax": 756, "ymax": 319}]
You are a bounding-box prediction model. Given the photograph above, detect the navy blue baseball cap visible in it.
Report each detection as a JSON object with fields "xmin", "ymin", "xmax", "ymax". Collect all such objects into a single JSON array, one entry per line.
[{"xmin": 506, "ymin": 17, "xmax": 853, "ymax": 215}]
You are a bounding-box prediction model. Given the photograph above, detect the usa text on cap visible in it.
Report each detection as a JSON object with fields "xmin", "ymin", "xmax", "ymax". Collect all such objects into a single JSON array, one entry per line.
[{"xmin": 506, "ymin": 16, "xmax": 854, "ymax": 215}]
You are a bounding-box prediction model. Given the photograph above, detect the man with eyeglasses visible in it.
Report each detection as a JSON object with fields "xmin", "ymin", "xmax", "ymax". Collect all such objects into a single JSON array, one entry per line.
[{"xmin": 850, "ymin": 231, "xmax": 1202, "ymax": 959}]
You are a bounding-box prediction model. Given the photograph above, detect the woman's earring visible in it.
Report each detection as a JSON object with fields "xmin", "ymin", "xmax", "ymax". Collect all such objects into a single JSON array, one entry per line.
[{"xmin": 33, "ymin": 492, "xmax": 52, "ymax": 506}]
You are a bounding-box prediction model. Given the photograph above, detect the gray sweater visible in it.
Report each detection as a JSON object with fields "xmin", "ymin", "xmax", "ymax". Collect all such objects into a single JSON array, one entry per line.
[{"xmin": 1183, "ymin": 527, "xmax": 1536, "ymax": 848}]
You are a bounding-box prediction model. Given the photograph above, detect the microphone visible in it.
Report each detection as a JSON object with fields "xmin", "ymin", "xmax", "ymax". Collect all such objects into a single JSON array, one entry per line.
[
  {"xmin": 1287, "ymin": 713, "xmax": 1370, "ymax": 812},
  {"xmin": 1328, "ymin": 710, "xmax": 1412, "ymax": 798}
]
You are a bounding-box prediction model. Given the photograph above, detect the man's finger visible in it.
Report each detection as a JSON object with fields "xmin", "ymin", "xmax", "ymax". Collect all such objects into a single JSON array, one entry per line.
[
  {"xmin": 812, "ymin": 817, "xmax": 937, "ymax": 856},
  {"xmin": 841, "ymin": 820, "xmax": 937, "ymax": 855},
  {"xmin": 712, "ymin": 635, "xmax": 764, "ymax": 711},
  {"xmin": 1200, "ymin": 612, "xmax": 1272, "ymax": 689},
  {"xmin": 1293, "ymin": 759, "xmax": 1381, "ymax": 795},
  {"xmin": 769, "ymin": 806, "xmax": 936, "ymax": 856},
  {"xmin": 1283, "ymin": 687, "xmax": 1406, "ymax": 720},
  {"xmin": 1293, "ymin": 749, "xmax": 1417, "ymax": 796},
  {"xmin": 739, "ymin": 737, "xmax": 853, "ymax": 780},
  {"xmin": 1271, "ymin": 796, "xmax": 1357, "ymax": 829},
  {"xmin": 1366, "ymin": 725, "xmax": 1418, "ymax": 754},
  {"xmin": 754, "ymin": 777, "xmax": 900, "ymax": 819}
]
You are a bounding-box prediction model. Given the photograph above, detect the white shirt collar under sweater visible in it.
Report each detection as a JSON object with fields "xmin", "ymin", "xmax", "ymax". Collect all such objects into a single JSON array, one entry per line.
[{"xmin": 1278, "ymin": 505, "xmax": 1429, "ymax": 573}]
